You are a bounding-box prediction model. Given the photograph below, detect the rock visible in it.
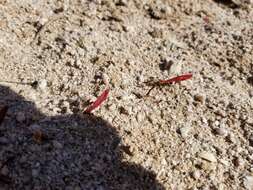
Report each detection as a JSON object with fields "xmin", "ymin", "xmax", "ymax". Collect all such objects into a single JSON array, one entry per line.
[
  {"xmin": 199, "ymin": 151, "xmax": 217, "ymax": 162},
  {"xmin": 119, "ymin": 106, "xmax": 130, "ymax": 115},
  {"xmin": 233, "ymin": 156, "xmax": 244, "ymax": 168},
  {"xmin": 227, "ymin": 133, "xmax": 237, "ymax": 143},
  {"xmin": 149, "ymin": 28, "xmax": 164, "ymax": 38},
  {"xmin": 170, "ymin": 63, "xmax": 183, "ymax": 76},
  {"xmin": 214, "ymin": 127, "xmax": 228, "ymax": 137},
  {"xmin": 136, "ymin": 111, "xmax": 145, "ymax": 122},
  {"xmin": 243, "ymin": 175, "xmax": 253, "ymax": 190},
  {"xmin": 38, "ymin": 79, "xmax": 47, "ymax": 90},
  {"xmin": 219, "ymin": 159, "xmax": 230, "ymax": 166},
  {"xmin": 148, "ymin": 3, "xmax": 172, "ymax": 20},
  {"xmin": 16, "ymin": 112, "xmax": 26, "ymax": 122},
  {"xmin": 215, "ymin": 110, "xmax": 226, "ymax": 117},
  {"xmin": 29, "ymin": 124, "xmax": 41, "ymax": 132},
  {"xmin": 102, "ymin": 73, "xmax": 110, "ymax": 85},
  {"xmin": 194, "ymin": 94, "xmax": 205, "ymax": 104},
  {"xmin": 53, "ymin": 140, "xmax": 63, "ymax": 149},
  {"xmin": 32, "ymin": 169, "xmax": 40, "ymax": 177},
  {"xmin": 179, "ymin": 126, "xmax": 191, "ymax": 138},
  {"xmin": 192, "ymin": 170, "xmax": 201, "ymax": 180}
]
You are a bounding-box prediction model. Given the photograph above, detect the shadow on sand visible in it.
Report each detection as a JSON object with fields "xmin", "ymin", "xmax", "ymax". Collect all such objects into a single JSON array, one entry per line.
[{"xmin": 0, "ymin": 85, "xmax": 165, "ymax": 190}]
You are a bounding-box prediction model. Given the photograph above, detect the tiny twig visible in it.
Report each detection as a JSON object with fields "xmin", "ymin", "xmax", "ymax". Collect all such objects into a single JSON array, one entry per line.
[{"xmin": 146, "ymin": 86, "xmax": 156, "ymax": 96}]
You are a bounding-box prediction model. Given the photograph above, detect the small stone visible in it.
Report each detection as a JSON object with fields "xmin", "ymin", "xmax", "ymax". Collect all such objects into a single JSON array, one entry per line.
[
  {"xmin": 122, "ymin": 24, "xmax": 135, "ymax": 33},
  {"xmin": 179, "ymin": 126, "xmax": 191, "ymax": 138},
  {"xmin": 213, "ymin": 120, "xmax": 220, "ymax": 127},
  {"xmin": 74, "ymin": 59, "xmax": 82, "ymax": 68},
  {"xmin": 226, "ymin": 133, "xmax": 237, "ymax": 143},
  {"xmin": 192, "ymin": 170, "xmax": 201, "ymax": 180},
  {"xmin": 215, "ymin": 110, "xmax": 226, "ymax": 117},
  {"xmin": 136, "ymin": 111, "xmax": 145, "ymax": 122},
  {"xmin": 199, "ymin": 151, "xmax": 217, "ymax": 162},
  {"xmin": 243, "ymin": 175, "xmax": 253, "ymax": 190},
  {"xmin": 29, "ymin": 124, "xmax": 41, "ymax": 132},
  {"xmin": 16, "ymin": 112, "xmax": 26, "ymax": 122},
  {"xmin": 163, "ymin": 60, "xmax": 182, "ymax": 75},
  {"xmin": 32, "ymin": 169, "xmax": 39, "ymax": 177},
  {"xmin": 194, "ymin": 94, "xmax": 205, "ymax": 104},
  {"xmin": 233, "ymin": 156, "xmax": 244, "ymax": 167},
  {"xmin": 220, "ymin": 159, "xmax": 230, "ymax": 166},
  {"xmin": 148, "ymin": 4, "xmax": 172, "ymax": 20},
  {"xmin": 38, "ymin": 79, "xmax": 47, "ymax": 90},
  {"xmin": 119, "ymin": 106, "xmax": 130, "ymax": 115},
  {"xmin": 149, "ymin": 28, "xmax": 164, "ymax": 38},
  {"xmin": 102, "ymin": 73, "xmax": 110, "ymax": 85},
  {"xmin": 53, "ymin": 140, "xmax": 63, "ymax": 149},
  {"xmin": 214, "ymin": 127, "xmax": 228, "ymax": 137}
]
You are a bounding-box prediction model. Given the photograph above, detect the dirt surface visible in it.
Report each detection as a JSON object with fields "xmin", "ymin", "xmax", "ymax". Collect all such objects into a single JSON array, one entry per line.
[{"xmin": 0, "ymin": 0, "xmax": 253, "ymax": 189}]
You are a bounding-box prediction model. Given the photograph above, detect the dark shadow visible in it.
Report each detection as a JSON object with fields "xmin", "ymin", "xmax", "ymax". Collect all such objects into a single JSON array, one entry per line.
[
  {"xmin": 247, "ymin": 76, "xmax": 253, "ymax": 86},
  {"xmin": 0, "ymin": 85, "xmax": 165, "ymax": 190},
  {"xmin": 213, "ymin": 0, "xmax": 239, "ymax": 9}
]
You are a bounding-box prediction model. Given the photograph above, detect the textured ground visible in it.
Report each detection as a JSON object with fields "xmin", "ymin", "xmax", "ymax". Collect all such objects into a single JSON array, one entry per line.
[{"xmin": 0, "ymin": 0, "xmax": 253, "ymax": 189}]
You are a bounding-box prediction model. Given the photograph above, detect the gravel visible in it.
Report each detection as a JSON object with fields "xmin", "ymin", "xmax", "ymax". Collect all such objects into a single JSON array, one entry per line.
[{"xmin": 0, "ymin": 0, "xmax": 253, "ymax": 189}]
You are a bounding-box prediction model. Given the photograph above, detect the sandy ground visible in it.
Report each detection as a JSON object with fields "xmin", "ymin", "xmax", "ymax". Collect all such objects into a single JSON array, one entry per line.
[{"xmin": 0, "ymin": 0, "xmax": 253, "ymax": 189}]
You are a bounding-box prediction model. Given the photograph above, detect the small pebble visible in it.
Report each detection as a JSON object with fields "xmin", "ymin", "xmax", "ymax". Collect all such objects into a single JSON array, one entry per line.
[
  {"xmin": 199, "ymin": 151, "xmax": 217, "ymax": 162},
  {"xmin": 215, "ymin": 109, "xmax": 226, "ymax": 117},
  {"xmin": 38, "ymin": 79, "xmax": 47, "ymax": 90},
  {"xmin": 219, "ymin": 159, "xmax": 230, "ymax": 166},
  {"xmin": 243, "ymin": 175, "xmax": 253, "ymax": 190},
  {"xmin": 102, "ymin": 73, "xmax": 110, "ymax": 85},
  {"xmin": 233, "ymin": 156, "xmax": 244, "ymax": 168},
  {"xmin": 32, "ymin": 169, "xmax": 40, "ymax": 177},
  {"xmin": 169, "ymin": 61, "xmax": 182, "ymax": 75},
  {"xmin": 179, "ymin": 126, "xmax": 191, "ymax": 138},
  {"xmin": 119, "ymin": 106, "xmax": 130, "ymax": 115},
  {"xmin": 214, "ymin": 127, "xmax": 228, "ymax": 137},
  {"xmin": 227, "ymin": 133, "xmax": 237, "ymax": 143},
  {"xmin": 194, "ymin": 94, "xmax": 205, "ymax": 104},
  {"xmin": 149, "ymin": 28, "xmax": 164, "ymax": 38},
  {"xmin": 192, "ymin": 170, "xmax": 201, "ymax": 180},
  {"xmin": 53, "ymin": 140, "xmax": 63, "ymax": 149},
  {"xmin": 16, "ymin": 112, "xmax": 26, "ymax": 122},
  {"xmin": 29, "ymin": 124, "xmax": 41, "ymax": 132},
  {"xmin": 136, "ymin": 111, "xmax": 145, "ymax": 122}
]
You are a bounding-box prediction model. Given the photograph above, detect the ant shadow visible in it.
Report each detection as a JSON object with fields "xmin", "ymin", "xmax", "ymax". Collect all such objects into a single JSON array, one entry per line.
[{"xmin": 0, "ymin": 85, "xmax": 165, "ymax": 190}]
